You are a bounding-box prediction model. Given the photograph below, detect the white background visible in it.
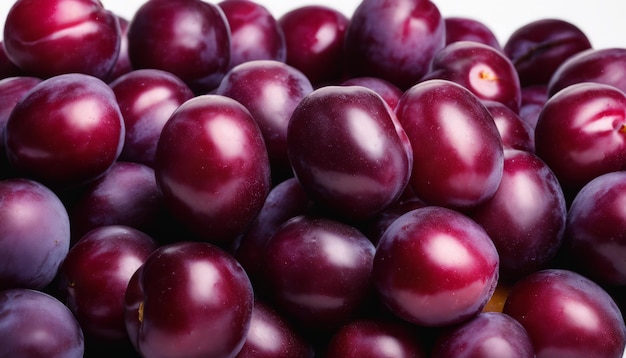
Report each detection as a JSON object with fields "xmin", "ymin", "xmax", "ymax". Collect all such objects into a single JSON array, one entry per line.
[{"xmin": 0, "ymin": 0, "xmax": 624, "ymax": 50}]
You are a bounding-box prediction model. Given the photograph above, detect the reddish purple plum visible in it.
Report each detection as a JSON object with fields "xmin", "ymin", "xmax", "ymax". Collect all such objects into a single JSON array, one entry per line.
[
  {"xmin": 124, "ymin": 241, "xmax": 253, "ymax": 358},
  {"xmin": 423, "ymin": 40, "xmax": 522, "ymax": 112},
  {"xmin": 127, "ymin": 0, "xmax": 231, "ymax": 93},
  {"xmin": 373, "ymin": 206, "xmax": 500, "ymax": 327},
  {"xmin": 444, "ymin": 17, "xmax": 502, "ymax": 50},
  {"xmin": 218, "ymin": 0, "xmax": 286, "ymax": 70},
  {"xmin": 260, "ymin": 215, "xmax": 376, "ymax": 330},
  {"xmin": 278, "ymin": 5, "xmax": 349, "ymax": 85},
  {"xmin": 565, "ymin": 171, "xmax": 626, "ymax": 286},
  {"xmin": 395, "ymin": 79, "xmax": 504, "ymax": 210},
  {"xmin": 432, "ymin": 312, "xmax": 534, "ymax": 358},
  {"xmin": 110, "ymin": 68, "xmax": 194, "ymax": 167},
  {"xmin": 483, "ymin": 100, "xmax": 534, "ymax": 152},
  {"xmin": 3, "ymin": 0, "xmax": 120, "ymax": 79},
  {"xmin": 287, "ymin": 85, "xmax": 412, "ymax": 221},
  {"xmin": 340, "ymin": 76, "xmax": 404, "ymax": 110},
  {"xmin": 344, "ymin": 0, "xmax": 445, "ymax": 89},
  {"xmin": 503, "ymin": 269, "xmax": 626, "ymax": 358},
  {"xmin": 4, "ymin": 73, "xmax": 125, "ymax": 188},
  {"xmin": 215, "ymin": 60, "xmax": 314, "ymax": 183},
  {"xmin": 534, "ymin": 82, "xmax": 626, "ymax": 194},
  {"xmin": 503, "ymin": 18, "xmax": 592, "ymax": 87},
  {"xmin": 470, "ymin": 149, "xmax": 566, "ymax": 279},
  {"xmin": 154, "ymin": 94, "xmax": 271, "ymax": 247},
  {"xmin": 59, "ymin": 225, "xmax": 158, "ymax": 344}
]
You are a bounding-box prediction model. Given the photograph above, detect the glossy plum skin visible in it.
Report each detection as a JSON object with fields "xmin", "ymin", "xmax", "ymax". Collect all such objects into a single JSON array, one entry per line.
[
  {"xmin": 340, "ymin": 76, "xmax": 404, "ymax": 110},
  {"xmin": 3, "ymin": 0, "xmax": 120, "ymax": 79},
  {"xmin": 423, "ymin": 41, "xmax": 522, "ymax": 112},
  {"xmin": 444, "ymin": 17, "xmax": 502, "ymax": 50},
  {"xmin": 235, "ymin": 300, "xmax": 314, "ymax": 358},
  {"xmin": 503, "ymin": 18, "xmax": 592, "ymax": 87},
  {"xmin": 4, "ymin": 73, "xmax": 125, "ymax": 188},
  {"xmin": 278, "ymin": 5, "xmax": 349, "ymax": 85},
  {"xmin": 519, "ymin": 84, "xmax": 548, "ymax": 130},
  {"xmin": 127, "ymin": 0, "xmax": 230, "ymax": 93},
  {"xmin": 58, "ymin": 225, "xmax": 159, "ymax": 344},
  {"xmin": 548, "ymin": 48, "xmax": 626, "ymax": 96},
  {"xmin": 234, "ymin": 177, "xmax": 312, "ymax": 284},
  {"xmin": 432, "ymin": 312, "xmax": 534, "ymax": 358},
  {"xmin": 565, "ymin": 171, "xmax": 626, "ymax": 285},
  {"xmin": 110, "ymin": 69, "xmax": 194, "ymax": 167},
  {"xmin": 483, "ymin": 100, "xmax": 534, "ymax": 152},
  {"xmin": 0, "ymin": 288, "xmax": 84, "ymax": 358},
  {"xmin": 124, "ymin": 241, "xmax": 254, "ymax": 358},
  {"xmin": 154, "ymin": 94, "xmax": 271, "ymax": 246},
  {"xmin": 0, "ymin": 42, "xmax": 24, "ymax": 79},
  {"xmin": 218, "ymin": 0, "xmax": 286, "ymax": 70},
  {"xmin": 503, "ymin": 269, "xmax": 626, "ymax": 358},
  {"xmin": 323, "ymin": 319, "xmax": 426, "ymax": 358},
  {"xmin": 534, "ymin": 82, "xmax": 626, "ymax": 194},
  {"xmin": 0, "ymin": 178, "xmax": 70, "ymax": 290},
  {"xmin": 106, "ymin": 16, "xmax": 132, "ymax": 82},
  {"xmin": 470, "ymin": 149, "xmax": 566, "ymax": 279},
  {"xmin": 373, "ymin": 206, "xmax": 500, "ymax": 327},
  {"xmin": 344, "ymin": 0, "xmax": 445, "ymax": 89},
  {"xmin": 68, "ymin": 161, "xmax": 165, "ymax": 244},
  {"xmin": 395, "ymin": 79, "xmax": 504, "ymax": 210},
  {"xmin": 0, "ymin": 76, "xmax": 42, "ymax": 168},
  {"xmin": 260, "ymin": 215, "xmax": 376, "ymax": 330},
  {"xmin": 287, "ymin": 85, "xmax": 412, "ymax": 221},
  {"xmin": 215, "ymin": 60, "xmax": 314, "ymax": 183}
]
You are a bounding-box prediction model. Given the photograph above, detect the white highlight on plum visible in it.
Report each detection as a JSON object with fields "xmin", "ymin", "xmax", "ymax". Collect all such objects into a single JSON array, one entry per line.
[
  {"xmin": 425, "ymin": 233, "xmax": 473, "ymax": 268},
  {"xmin": 347, "ymin": 107, "xmax": 385, "ymax": 159},
  {"xmin": 188, "ymin": 260, "xmax": 221, "ymax": 303},
  {"xmin": 206, "ymin": 116, "xmax": 246, "ymax": 159},
  {"xmin": 320, "ymin": 232, "xmax": 359, "ymax": 268},
  {"xmin": 64, "ymin": 97, "xmax": 105, "ymax": 131},
  {"xmin": 562, "ymin": 297, "xmax": 600, "ymax": 331},
  {"xmin": 439, "ymin": 102, "xmax": 479, "ymax": 165}
]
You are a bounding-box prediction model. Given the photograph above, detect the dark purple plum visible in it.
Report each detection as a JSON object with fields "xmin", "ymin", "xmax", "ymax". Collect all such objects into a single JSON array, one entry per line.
[
  {"xmin": 470, "ymin": 149, "xmax": 566, "ymax": 279},
  {"xmin": 67, "ymin": 161, "xmax": 165, "ymax": 245},
  {"xmin": 0, "ymin": 178, "xmax": 70, "ymax": 290},
  {"xmin": 287, "ymin": 85, "xmax": 412, "ymax": 221},
  {"xmin": 395, "ymin": 79, "xmax": 504, "ymax": 210},
  {"xmin": 0, "ymin": 288, "xmax": 84, "ymax": 358},
  {"xmin": 548, "ymin": 47, "xmax": 626, "ymax": 97},
  {"xmin": 127, "ymin": 0, "xmax": 230, "ymax": 93},
  {"xmin": 278, "ymin": 5, "xmax": 349, "ymax": 85},
  {"xmin": 519, "ymin": 84, "xmax": 548, "ymax": 130},
  {"xmin": 218, "ymin": 0, "xmax": 286, "ymax": 70},
  {"xmin": 106, "ymin": 15, "xmax": 133, "ymax": 82},
  {"xmin": 503, "ymin": 269, "xmax": 626, "ymax": 358},
  {"xmin": 110, "ymin": 69, "xmax": 194, "ymax": 167},
  {"xmin": 432, "ymin": 312, "xmax": 534, "ymax": 358},
  {"xmin": 358, "ymin": 196, "xmax": 427, "ymax": 246},
  {"xmin": 423, "ymin": 40, "xmax": 522, "ymax": 112},
  {"xmin": 483, "ymin": 100, "xmax": 534, "ymax": 152},
  {"xmin": 565, "ymin": 171, "xmax": 626, "ymax": 286},
  {"xmin": 340, "ymin": 76, "xmax": 404, "ymax": 110},
  {"xmin": 0, "ymin": 42, "xmax": 24, "ymax": 79},
  {"xmin": 260, "ymin": 215, "xmax": 376, "ymax": 331},
  {"xmin": 59, "ymin": 225, "xmax": 159, "ymax": 344},
  {"xmin": 3, "ymin": 0, "xmax": 120, "ymax": 79},
  {"xmin": 234, "ymin": 177, "xmax": 313, "ymax": 285},
  {"xmin": 324, "ymin": 319, "xmax": 426, "ymax": 358},
  {"xmin": 534, "ymin": 82, "xmax": 626, "ymax": 194},
  {"xmin": 344, "ymin": 0, "xmax": 445, "ymax": 89},
  {"xmin": 4, "ymin": 73, "xmax": 125, "ymax": 189},
  {"xmin": 503, "ymin": 18, "xmax": 592, "ymax": 87},
  {"xmin": 444, "ymin": 16, "xmax": 502, "ymax": 50},
  {"xmin": 215, "ymin": 60, "xmax": 314, "ymax": 183},
  {"xmin": 373, "ymin": 206, "xmax": 500, "ymax": 327},
  {"xmin": 124, "ymin": 241, "xmax": 253, "ymax": 358},
  {"xmin": 0, "ymin": 76, "xmax": 42, "ymax": 178},
  {"xmin": 235, "ymin": 300, "xmax": 314, "ymax": 358},
  {"xmin": 154, "ymin": 94, "xmax": 271, "ymax": 247}
]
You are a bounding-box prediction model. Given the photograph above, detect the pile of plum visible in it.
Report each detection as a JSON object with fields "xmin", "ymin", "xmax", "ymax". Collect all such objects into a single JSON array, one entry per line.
[{"xmin": 2, "ymin": 0, "xmax": 626, "ymax": 357}]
